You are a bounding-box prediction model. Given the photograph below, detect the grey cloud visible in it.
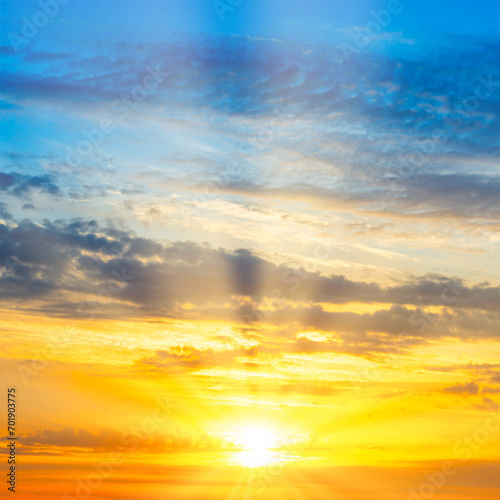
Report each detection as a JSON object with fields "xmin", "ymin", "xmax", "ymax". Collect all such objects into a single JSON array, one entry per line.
[
  {"xmin": 0, "ymin": 219, "xmax": 499, "ymax": 345},
  {"xmin": 0, "ymin": 203, "xmax": 13, "ymax": 220},
  {"xmin": 0, "ymin": 172, "xmax": 60, "ymax": 197}
]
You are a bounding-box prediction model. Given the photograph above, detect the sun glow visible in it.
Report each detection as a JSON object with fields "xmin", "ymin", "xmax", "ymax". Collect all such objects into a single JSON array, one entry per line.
[
  {"xmin": 235, "ymin": 427, "xmax": 280, "ymax": 467},
  {"xmin": 241, "ymin": 427, "xmax": 276, "ymax": 451}
]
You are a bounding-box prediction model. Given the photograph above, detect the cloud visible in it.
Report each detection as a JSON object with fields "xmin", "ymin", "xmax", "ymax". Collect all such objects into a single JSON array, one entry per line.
[
  {"xmin": 2, "ymin": 32, "xmax": 500, "ymax": 229},
  {"xmin": 221, "ymin": 170, "xmax": 500, "ymax": 221},
  {"xmin": 473, "ymin": 397, "xmax": 500, "ymax": 411},
  {"xmin": 444, "ymin": 382, "xmax": 479, "ymax": 395},
  {"xmin": 423, "ymin": 363, "xmax": 500, "ymax": 384},
  {"xmin": 20, "ymin": 426, "xmax": 239, "ymax": 453},
  {"xmin": 0, "ymin": 172, "xmax": 60, "ymax": 197},
  {"xmin": 21, "ymin": 427, "xmax": 122, "ymax": 449},
  {"xmin": 0, "ymin": 217, "xmax": 498, "ymax": 363},
  {"xmin": 0, "ymin": 203, "xmax": 13, "ymax": 220},
  {"xmin": 136, "ymin": 345, "xmax": 259, "ymax": 372},
  {"xmin": 482, "ymin": 386, "xmax": 500, "ymax": 394},
  {"xmin": 0, "ymin": 219, "xmax": 499, "ymax": 326},
  {"xmin": 0, "ymin": 219, "xmax": 122, "ymax": 300}
]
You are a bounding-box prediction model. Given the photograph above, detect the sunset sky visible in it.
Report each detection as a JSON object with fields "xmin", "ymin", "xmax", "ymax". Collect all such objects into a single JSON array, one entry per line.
[{"xmin": 2, "ymin": 0, "xmax": 500, "ymax": 499}]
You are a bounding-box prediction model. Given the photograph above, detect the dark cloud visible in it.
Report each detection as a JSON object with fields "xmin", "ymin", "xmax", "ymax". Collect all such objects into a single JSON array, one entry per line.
[
  {"xmin": 0, "ymin": 203, "xmax": 13, "ymax": 220},
  {"xmin": 0, "ymin": 219, "xmax": 499, "ymax": 355},
  {"xmin": 0, "ymin": 172, "xmax": 60, "ymax": 197},
  {"xmin": 0, "ymin": 219, "xmax": 121, "ymax": 300}
]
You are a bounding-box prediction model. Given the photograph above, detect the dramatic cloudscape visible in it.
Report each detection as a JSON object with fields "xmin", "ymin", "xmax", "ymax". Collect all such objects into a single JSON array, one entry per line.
[{"xmin": 1, "ymin": 0, "xmax": 500, "ymax": 499}]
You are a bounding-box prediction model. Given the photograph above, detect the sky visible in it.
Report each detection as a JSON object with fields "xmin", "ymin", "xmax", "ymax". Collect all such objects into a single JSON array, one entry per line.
[{"xmin": 1, "ymin": 0, "xmax": 500, "ymax": 499}]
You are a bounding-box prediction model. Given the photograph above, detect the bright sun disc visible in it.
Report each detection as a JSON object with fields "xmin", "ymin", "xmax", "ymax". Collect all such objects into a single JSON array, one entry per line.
[
  {"xmin": 235, "ymin": 427, "xmax": 279, "ymax": 467},
  {"xmin": 241, "ymin": 427, "xmax": 275, "ymax": 451}
]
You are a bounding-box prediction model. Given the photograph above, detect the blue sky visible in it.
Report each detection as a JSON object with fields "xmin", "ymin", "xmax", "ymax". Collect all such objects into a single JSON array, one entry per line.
[
  {"xmin": 1, "ymin": 0, "xmax": 500, "ymax": 286},
  {"xmin": 4, "ymin": 0, "xmax": 500, "ymax": 41}
]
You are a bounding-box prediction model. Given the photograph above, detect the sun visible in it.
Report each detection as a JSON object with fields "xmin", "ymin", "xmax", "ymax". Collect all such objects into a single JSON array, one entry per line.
[
  {"xmin": 236, "ymin": 426, "xmax": 278, "ymax": 467},
  {"xmin": 241, "ymin": 427, "xmax": 276, "ymax": 452}
]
